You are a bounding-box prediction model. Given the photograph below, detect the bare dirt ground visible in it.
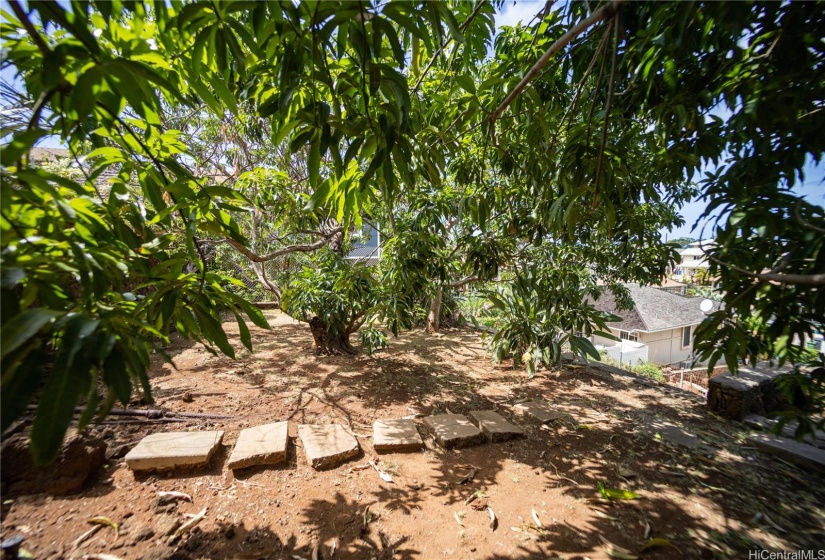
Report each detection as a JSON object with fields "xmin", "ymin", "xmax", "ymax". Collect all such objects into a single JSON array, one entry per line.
[{"xmin": 2, "ymin": 311, "xmax": 824, "ymax": 560}]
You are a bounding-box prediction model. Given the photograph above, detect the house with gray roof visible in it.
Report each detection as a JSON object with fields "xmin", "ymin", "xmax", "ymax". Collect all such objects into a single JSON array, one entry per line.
[{"xmin": 591, "ymin": 284, "xmax": 717, "ymax": 366}]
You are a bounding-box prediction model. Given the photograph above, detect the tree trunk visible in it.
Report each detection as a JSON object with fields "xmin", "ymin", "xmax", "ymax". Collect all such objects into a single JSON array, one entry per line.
[
  {"xmin": 308, "ymin": 316, "xmax": 357, "ymax": 355},
  {"xmin": 426, "ymin": 286, "xmax": 443, "ymax": 334}
]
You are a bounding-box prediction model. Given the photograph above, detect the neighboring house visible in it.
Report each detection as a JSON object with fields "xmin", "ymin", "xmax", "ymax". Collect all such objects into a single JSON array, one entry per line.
[
  {"xmin": 591, "ymin": 284, "xmax": 717, "ymax": 366},
  {"xmin": 345, "ymin": 224, "xmax": 380, "ymax": 265},
  {"xmin": 673, "ymin": 240, "xmax": 714, "ymax": 281}
]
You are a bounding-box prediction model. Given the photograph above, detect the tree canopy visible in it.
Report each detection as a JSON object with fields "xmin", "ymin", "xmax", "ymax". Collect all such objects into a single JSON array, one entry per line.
[{"xmin": 2, "ymin": 0, "xmax": 823, "ymax": 463}]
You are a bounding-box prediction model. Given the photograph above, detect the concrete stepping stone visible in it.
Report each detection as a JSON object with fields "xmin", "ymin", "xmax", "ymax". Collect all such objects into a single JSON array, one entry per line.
[
  {"xmin": 298, "ymin": 424, "xmax": 360, "ymax": 470},
  {"xmin": 125, "ymin": 431, "xmax": 224, "ymax": 471},
  {"xmin": 746, "ymin": 432, "xmax": 825, "ymax": 471},
  {"xmin": 648, "ymin": 420, "xmax": 698, "ymax": 450},
  {"xmin": 373, "ymin": 418, "xmax": 423, "ymax": 453},
  {"xmin": 227, "ymin": 421, "xmax": 289, "ymax": 470},
  {"xmin": 511, "ymin": 401, "xmax": 564, "ymax": 424},
  {"xmin": 744, "ymin": 414, "xmax": 825, "ymax": 449},
  {"xmin": 469, "ymin": 410, "xmax": 524, "ymax": 442},
  {"xmin": 423, "ymin": 414, "xmax": 486, "ymax": 449}
]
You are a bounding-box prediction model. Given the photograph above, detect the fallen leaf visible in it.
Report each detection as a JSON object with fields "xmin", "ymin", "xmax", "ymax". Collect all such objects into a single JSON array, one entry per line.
[
  {"xmin": 600, "ymin": 535, "xmax": 639, "ymax": 559},
  {"xmin": 470, "ymin": 499, "xmax": 488, "ymax": 511},
  {"xmin": 457, "ymin": 469, "xmax": 476, "ymax": 485},
  {"xmin": 641, "ymin": 538, "xmax": 675, "ymax": 551},
  {"xmin": 510, "ymin": 526, "xmax": 522, "ymax": 533},
  {"xmin": 643, "ymin": 520, "xmax": 652, "ymax": 540},
  {"xmin": 84, "ymin": 555, "xmax": 124, "ymax": 560},
  {"xmin": 618, "ymin": 467, "xmax": 637, "ymax": 479},
  {"xmin": 87, "ymin": 517, "xmax": 119, "ymax": 538},
  {"xmin": 488, "ymin": 506, "xmax": 497, "ymax": 531},
  {"xmin": 329, "ymin": 538, "xmax": 337, "ymax": 556},
  {"xmin": 454, "ymin": 511, "xmax": 464, "ymax": 527},
  {"xmin": 173, "ymin": 507, "xmax": 206, "ymax": 539},
  {"xmin": 311, "ymin": 545, "xmax": 320, "ymax": 560},
  {"xmin": 595, "ymin": 510, "xmax": 618, "ymax": 521},
  {"xmin": 762, "ymin": 513, "xmax": 788, "ymax": 534},
  {"xmin": 598, "ymin": 482, "xmax": 641, "ymax": 500},
  {"xmin": 532, "ymin": 508, "xmax": 543, "ymax": 528},
  {"xmin": 368, "ymin": 461, "xmax": 393, "ymax": 483},
  {"xmin": 157, "ymin": 491, "xmax": 192, "ymax": 502}
]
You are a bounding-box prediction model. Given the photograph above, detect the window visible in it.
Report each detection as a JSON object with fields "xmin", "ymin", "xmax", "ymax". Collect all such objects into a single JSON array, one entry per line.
[
  {"xmin": 682, "ymin": 326, "xmax": 692, "ymax": 348},
  {"xmin": 620, "ymin": 330, "xmax": 638, "ymax": 342}
]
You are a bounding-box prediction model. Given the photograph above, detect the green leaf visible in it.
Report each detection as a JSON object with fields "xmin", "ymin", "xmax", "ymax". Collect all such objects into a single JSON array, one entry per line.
[
  {"xmin": 1, "ymin": 309, "xmax": 61, "ymax": 359},
  {"xmin": 597, "ymin": 482, "xmax": 641, "ymax": 500},
  {"xmin": 1, "ymin": 130, "xmax": 49, "ymax": 166},
  {"xmin": 455, "ymin": 74, "xmax": 476, "ymax": 95}
]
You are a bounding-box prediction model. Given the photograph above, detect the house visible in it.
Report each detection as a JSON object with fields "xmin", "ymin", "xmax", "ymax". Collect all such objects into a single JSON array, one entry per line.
[
  {"xmin": 345, "ymin": 224, "xmax": 381, "ymax": 265},
  {"xmin": 673, "ymin": 240, "xmax": 713, "ymax": 282},
  {"xmin": 591, "ymin": 284, "xmax": 717, "ymax": 366}
]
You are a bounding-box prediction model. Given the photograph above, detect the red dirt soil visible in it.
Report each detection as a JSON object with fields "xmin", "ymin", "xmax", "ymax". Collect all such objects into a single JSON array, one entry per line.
[{"xmin": 2, "ymin": 311, "xmax": 824, "ymax": 560}]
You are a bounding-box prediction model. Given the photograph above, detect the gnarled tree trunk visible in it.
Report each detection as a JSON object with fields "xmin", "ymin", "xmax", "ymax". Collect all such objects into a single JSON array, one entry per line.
[{"xmin": 308, "ymin": 316, "xmax": 357, "ymax": 355}]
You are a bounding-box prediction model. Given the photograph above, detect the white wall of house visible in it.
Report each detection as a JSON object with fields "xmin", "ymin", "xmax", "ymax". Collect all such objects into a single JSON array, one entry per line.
[
  {"xmin": 638, "ymin": 326, "xmax": 695, "ymax": 366},
  {"xmin": 593, "ymin": 326, "xmax": 699, "ymax": 366}
]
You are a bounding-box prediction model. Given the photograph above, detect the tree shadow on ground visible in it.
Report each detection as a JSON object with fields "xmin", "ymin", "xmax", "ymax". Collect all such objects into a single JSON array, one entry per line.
[{"xmin": 135, "ymin": 316, "xmax": 825, "ymax": 558}]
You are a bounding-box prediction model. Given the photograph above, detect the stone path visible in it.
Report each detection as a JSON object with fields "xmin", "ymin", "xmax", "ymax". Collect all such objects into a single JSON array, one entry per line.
[
  {"xmin": 125, "ymin": 431, "xmax": 224, "ymax": 471},
  {"xmin": 423, "ymin": 413, "xmax": 486, "ymax": 449},
  {"xmin": 227, "ymin": 421, "xmax": 288, "ymax": 470},
  {"xmin": 511, "ymin": 401, "xmax": 564, "ymax": 424},
  {"xmin": 469, "ymin": 410, "xmax": 524, "ymax": 442},
  {"xmin": 746, "ymin": 432, "xmax": 825, "ymax": 471},
  {"xmin": 123, "ymin": 410, "xmax": 532, "ymax": 474},
  {"xmin": 373, "ymin": 418, "xmax": 423, "ymax": 453},
  {"xmin": 298, "ymin": 424, "xmax": 360, "ymax": 470}
]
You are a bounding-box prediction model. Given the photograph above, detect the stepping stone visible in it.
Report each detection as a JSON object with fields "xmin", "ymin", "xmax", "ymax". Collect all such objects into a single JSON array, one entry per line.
[
  {"xmin": 746, "ymin": 433, "xmax": 825, "ymax": 471},
  {"xmin": 744, "ymin": 414, "xmax": 825, "ymax": 449},
  {"xmin": 373, "ymin": 418, "xmax": 423, "ymax": 454},
  {"xmin": 648, "ymin": 421, "xmax": 698, "ymax": 450},
  {"xmin": 227, "ymin": 421, "xmax": 289, "ymax": 470},
  {"xmin": 125, "ymin": 431, "xmax": 224, "ymax": 471},
  {"xmin": 298, "ymin": 424, "xmax": 360, "ymax": 470},
  {"xmin": 423, "ymin": 414, "xmax": 486, "ymax": 449},
  {"xmin": 469, "ymin": 410, "xmax": 525, "ymax": 442},
  {"xmin": 511, "ymin": 401, "xmax": 564, "ymax": 424}
]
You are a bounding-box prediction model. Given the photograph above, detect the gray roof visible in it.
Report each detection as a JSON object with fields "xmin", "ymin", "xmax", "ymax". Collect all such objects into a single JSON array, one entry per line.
[{"xmin": 593, "ymin": 284, "xmax": 714, "ymax": 332}]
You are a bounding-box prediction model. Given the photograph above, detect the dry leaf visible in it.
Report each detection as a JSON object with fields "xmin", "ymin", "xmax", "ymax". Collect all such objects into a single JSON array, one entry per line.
[
  {"xmin": 618, "ymin": 467, "xmax": 637, "ymax": 479},
  {"xmin": 173, "ymin": 507, "xmax": 206, "ymax": 538},
  {"xmin": 454, "ymin": 511, "xmax": 464, "ymax": 527},
  {"xmin": 311, "ymin": 545, "xmax": 320, "ymax": 560},
  {"xmin": 157, "ymin": 491, "xmax": 192, "ymax": 502},
  {"xmin": 84, "ymin": 555, "xmax": 124, "ymax": 560},
  {"xmin": 488, "ymin": 507, "xmax": 497, "ymax": 531},
  {"xmin": 72, "ymin": 525, "xmax": 101, "ymax": 551},
  {"xmin": 762, "ymin": 513, "xmax": 788, "ymax": 534},
  {"xmin": 457, "ymin": 469, "xmax": 476, "ymax": 485},
  {"xmin": 470, "ymin": 499, "xmax": 488, "ymax": 511},
  {"xmin": 329, "ymin": 538, "xmax": 337, "ymax": 556},
  {"xmin": 595, "ymin": 510, "xmax": 618, "ymax": 521},
  {"xmin": 368, "ymin": 461, "xmax": 393, "ymax": 483},
  {"xmin": 87, "ymin": 517, "xmax": 119, "ymax": 538},
  {"xmin": 531, "ymin": 508, "xmax": 543, "ymax": 528},
  {"xmin": 599, "ymin": 535, "xmax": 638, "ymax": 560},
  {"xmin": 510, "ymin": 526, "xmax": 522, "ymax": 533},
  {"xmin": 643, "ymin": 520, "xmax": 652, "ymax": 540}
]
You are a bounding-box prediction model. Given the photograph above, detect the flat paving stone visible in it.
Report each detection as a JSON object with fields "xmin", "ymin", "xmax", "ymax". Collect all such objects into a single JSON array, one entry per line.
[
  {"xmin": 227, "ymin": 421, "xmax": 289, "ymax": 470},
  {"xmin": 746, "ymin": 432, "xmax": 825, "ymax": 471},
  {"xmin": 648, "ymin": 420, "xmax": 698, "ymax": 450},
  {"xmin": 298, "ymin": 424, "xmax": 360, "ymax": 470},
  {"xmin": 511, "ymin": 401, "xmax": 564, "ymax": 424},
  {"xmin": 469, "ymin": 410, "xmax": 525, "ymax": 442},
  {"xmin": 125, "ymin": 431, "xmax": 224, "ymax": 471},
  {"xmin": 373, "ymin": 418, "xmax": 423, "ymax": 453},
  {"xmin": 423, "ymin": 414, "xmax": 486, "ymax": 449}
]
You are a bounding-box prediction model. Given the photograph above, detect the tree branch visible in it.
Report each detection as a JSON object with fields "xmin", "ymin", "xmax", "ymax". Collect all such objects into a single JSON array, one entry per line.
[
  {"xmin": 593, "ymin": 15, "xmax": 619, "ymax": 197},
  {"xmin": 8, "ymin": 0, "xmax": 51, "ymax": 58},
  {"xmin": 489, "ymin": 0, "xmax": 625, "ymax": 124},
  {"xmin": 226, "ymin": 228, "xmax": 343, "ymax": 263},
  {"xmin": 410, "ymin": 0, "xmax": 487, "ymax": 95},
  {"xmin": 709, "ymin": 256, "xmax": 825, "ymax": 286},
  {"xmin": 446, "ymin": 275, "xmax": 478, "ymax": 288}
]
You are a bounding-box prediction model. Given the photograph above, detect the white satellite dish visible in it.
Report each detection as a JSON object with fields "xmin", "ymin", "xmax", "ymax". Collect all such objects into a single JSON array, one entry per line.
[{"xmin": 700, "ymin": 299, "xmax": 714, "ymax": 314}]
